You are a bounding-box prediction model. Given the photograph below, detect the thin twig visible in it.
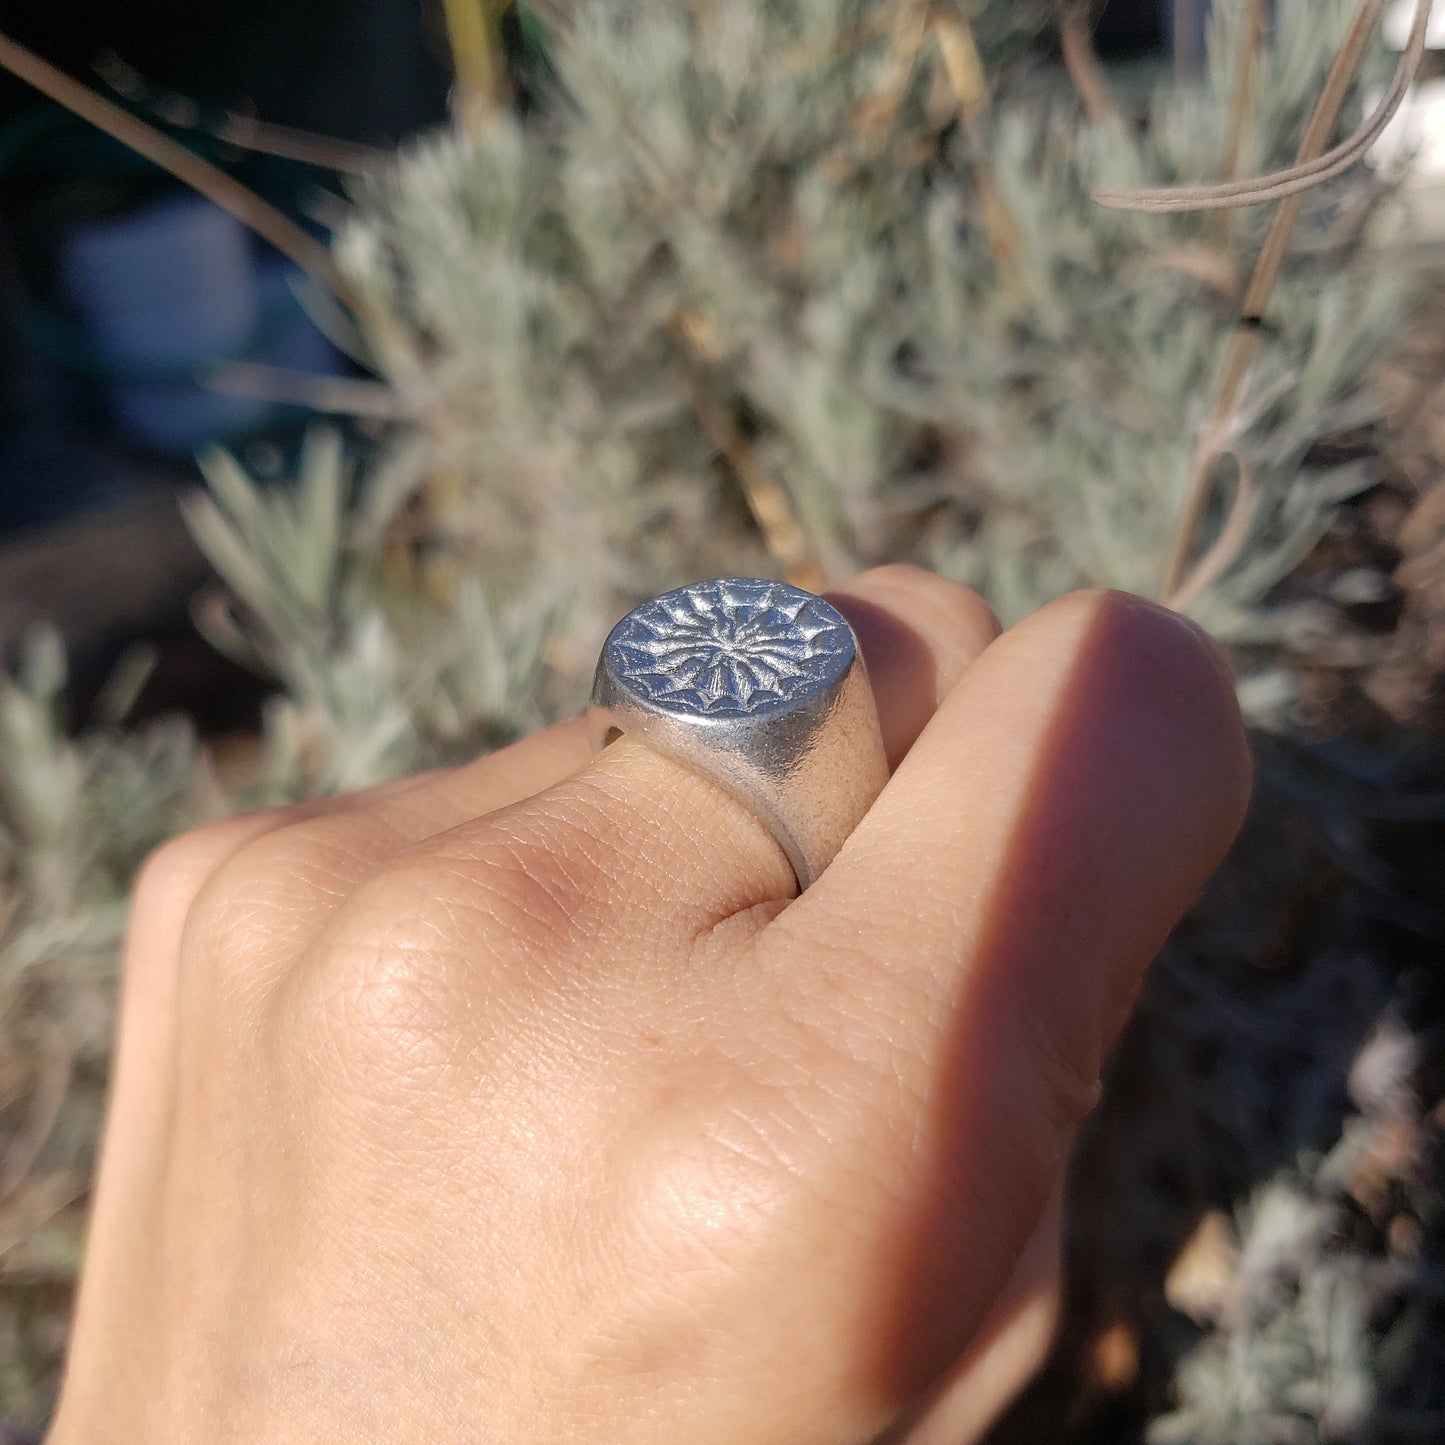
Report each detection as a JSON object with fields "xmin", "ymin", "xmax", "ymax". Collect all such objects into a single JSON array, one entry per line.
[
  {"xmin": 206, "ymin": 363, "xmax": 405, "ymax": 419},
  {"xmin": 0, "ymin": 30, "xmax": 357, "ymax": 311},
  {"xmin": 1166, "ymin": 452, "xmax": 1259, "ymax": 611},
  {"xmin": 1210, "ymin": 0, "xmax": 1269, "ymax": 247},
  {"xmin": 94, "ymin": 56, "xmax": 391, "ymax": 175},
  {"xmin": 1058, "ymin": 0, "xmax": 1123, "ymax": 124},
  {"xmin": 1216, "ymin": 0, "xmax": 1269, "ymax": 184},
  {"xmin": 210, "ymin": 116, "xmax": 391, "ymax": 176},
  {"xmin": 442, "ymin": 0, "xmax": 508, "ymax": 136},
  {"xmin": 1159, "ymin": 0, "xmax": 1412, "ymax": 599},
  {"xmin": 1096, "ymin": 0, "xmax": 1433, "ymax": 213},
  {"xmin": 676, "ymin": 314, "xmax": 827, "ymax": 592},
  {"xmin": 933, "ymin": 14, "xmax": 1030, "ymax": 301}
]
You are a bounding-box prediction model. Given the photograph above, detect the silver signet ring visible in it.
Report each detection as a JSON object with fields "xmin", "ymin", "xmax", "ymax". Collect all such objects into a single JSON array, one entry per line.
[{"xmin": 588, "ymin": 578, "xmax": 888, "ymax": 891}]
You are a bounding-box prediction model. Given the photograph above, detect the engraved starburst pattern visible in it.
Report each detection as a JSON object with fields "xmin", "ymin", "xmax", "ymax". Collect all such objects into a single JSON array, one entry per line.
[{"xmin": 607, "ymin": 578, "xmax": 854, "ymax": 718}]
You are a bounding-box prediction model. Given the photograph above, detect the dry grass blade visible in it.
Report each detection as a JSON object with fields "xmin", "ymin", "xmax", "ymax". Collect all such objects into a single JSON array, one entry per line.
[
  {"xmin": 0, "ymin": 30, "xmax": 359, "ymax": 311},
  {"xmin": 1210, "ymin": 0, "xmax": 1269, "ymax": 247},
  {"xmin": 1096, "ymin": 0, "xmax": 1433, "ymax": 213},
  {"xmin": 1058, "ymin": 0, "xmax": 1123, "ymax": 124},
  {"xmin": 206, "ymin": 363, "xmax": 405, "ymax": 419},
  {"xmin": 94, "ymin": 57, "xmax": 392, "ymax": 176},
  {"xmin": 442, "ymin": 0, "xmax": 508, "ymax": 135},
  {"xmin": 934, "ymin": 14, "xmax": 1030, "ymax": 300}
]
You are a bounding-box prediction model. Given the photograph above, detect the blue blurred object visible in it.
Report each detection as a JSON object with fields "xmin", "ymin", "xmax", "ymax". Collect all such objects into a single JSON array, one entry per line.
[
  {"xmin": 61, "ymin": 193, "xmax": 269, "ymax": 452},
  {"xmin": 57, "ymin": 192, "xmax": 339, "ymax": 454},
  {"xmin": 0, "ymin": 0, "xmax": 448, "ymax": 560},
  {"xmin": 1165, "ymin": 0, "xmax": 1212, "ymax": 68},
  {"xmin": 0, "ymin": 100, "xmax": 349, "ymax": 536}
]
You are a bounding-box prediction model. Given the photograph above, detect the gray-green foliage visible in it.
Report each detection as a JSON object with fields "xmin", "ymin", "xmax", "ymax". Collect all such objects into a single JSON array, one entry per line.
[
  {"xmin": 1148, "ymin": 1019, "xmax": 1427, "ymax": 1445},
  {"xmin": 184, "ymin": 432, "xmax": 553, "ymax": 800},
  {"xmin": 0, "ymin": 635, "xmax": 207, "ymax": 1423},
  {"xmin": 0, "ymin": 633, "xmax": 206, "ymax": 1136},
  {"xmin": 339, "ymin": 0, "xmax": 1404, "ymax": 685}
]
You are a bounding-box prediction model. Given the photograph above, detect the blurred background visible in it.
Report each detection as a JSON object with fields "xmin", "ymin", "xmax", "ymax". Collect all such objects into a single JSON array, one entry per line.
[
  {"xmin": 2, "ymin": 2, "xmax": 1444, "ymax": 1442},
  {"xmin": 0, "ymin": 0, "xmax": 452, "ymax": 730},
  {"xmin": 0, "ymin": 0, "xmax": 1192, "ymax": 729}
]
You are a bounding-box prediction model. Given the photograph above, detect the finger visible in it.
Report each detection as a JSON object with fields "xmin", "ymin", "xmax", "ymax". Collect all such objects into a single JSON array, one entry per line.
[
  {"xmin": 116, "ymin": 719, "xmax": 594, "ymax": 1130},
  {"xmin": 304, "ymin": 568, "xmax": 994, "ymax": 984},
  {"xmin": 219, "ymin": 568, "xmax": 998, "ymax": 954},
  {"xmin": 755, "ymin": 589, "xmax": 1250, "ymax": 1406},
  {"xmin": 105, "ymin": 761, "xmax": 483, "ymax": 1182},
  {"xmin": 340, "ymin": 562, "xmax": 997, "ymax": 845},
  {"xmin": 883, "ymin": 1180, "xmax": 1063, "ymax": 1445},
  {"xmin": 84, "ymin": 765, "xmax": 445, "ymax": 1359},
  {"xmin": 826, "ymin": 564, "xmax": 999, "ymax": 770},
  {"xmin": 129, "ymin": 766, "xmax": 458, "ymax": 974},
  {"xmin": 87, "ymin": 715, "xmax": 598, "ymax": 1331}
]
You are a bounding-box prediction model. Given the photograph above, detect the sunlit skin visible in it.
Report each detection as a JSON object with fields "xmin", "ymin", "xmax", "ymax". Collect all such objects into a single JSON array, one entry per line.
[{"xmin": 47, "ymin": 567, "xmax": 1251, "ymax": 1445}]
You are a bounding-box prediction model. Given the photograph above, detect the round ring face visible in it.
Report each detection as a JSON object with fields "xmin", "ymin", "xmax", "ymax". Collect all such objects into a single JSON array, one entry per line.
[{"xmin": 604, "ymin": 578, "xmax": 856, "ymax": 719}]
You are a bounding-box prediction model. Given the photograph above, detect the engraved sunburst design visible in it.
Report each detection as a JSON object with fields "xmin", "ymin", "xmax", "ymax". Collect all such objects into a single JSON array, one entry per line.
[{"xmin": 607, "ymin": 578, "xmax": 854, "ymax": 718}]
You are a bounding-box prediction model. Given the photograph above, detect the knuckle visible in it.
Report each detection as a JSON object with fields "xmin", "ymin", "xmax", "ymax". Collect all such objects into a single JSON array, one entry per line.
[
  {"xmin": 425, "ymin": 814, "xmax": 607, "ymax": 953},
  {"xmin": 177, "ymin": 817, "xmax": 353, "ymax": 999},
  {"xmin": 857, "ymin": 564, "xmax": 997, "ymax": 633},
  {"xmin": 126, "ymin": 814, "xmax": 295, "ymax": 1020},
  {"xmin": 307, "ymin": 924, "xmax": 461, "ymax": 1075},
  {"xmin": 292, "ymin": 818, "xmax": 609, "ymax": 1056},
  {"xmin": 130, "ymin": 818, "xmax": 281, "ymax": 966}
]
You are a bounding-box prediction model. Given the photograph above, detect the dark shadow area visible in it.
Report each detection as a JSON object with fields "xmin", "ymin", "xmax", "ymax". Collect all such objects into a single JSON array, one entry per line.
[
  {"xmin": 986, "ymin": 729, "xmax": 1445, "ymax": 1443},
  {"xmin": 850, "ymin": 592, "xmax": 1254, "ymax": 1408},
  {"xmin": 0, "ymin": 0, "xmax": 453, "ymax": 725}
]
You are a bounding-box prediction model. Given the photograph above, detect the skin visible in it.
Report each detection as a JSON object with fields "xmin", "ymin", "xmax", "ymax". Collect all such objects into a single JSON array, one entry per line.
[{"xmin": 47, "ymin": 567, "xmax": 1252, "ymax": 1445}]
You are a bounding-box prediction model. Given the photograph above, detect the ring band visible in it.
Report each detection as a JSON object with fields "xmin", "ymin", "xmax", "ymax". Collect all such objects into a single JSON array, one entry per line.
[{"xmin": 588, "ymin": 578, "xmax": 888, "ymax": 890}]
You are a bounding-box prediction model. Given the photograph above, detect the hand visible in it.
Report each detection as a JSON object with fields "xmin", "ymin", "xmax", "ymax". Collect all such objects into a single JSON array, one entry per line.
[{"xmin": 49, "ymin": 569, "xmax": 1250, "ymax": 1445}]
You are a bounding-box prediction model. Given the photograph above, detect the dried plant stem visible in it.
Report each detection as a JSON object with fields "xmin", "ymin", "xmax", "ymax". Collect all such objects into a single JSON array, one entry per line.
[
  {"xmin": 0, "ymin": 30, "xmax": 357, "ymax": 311},
  {"xmin": 94, "ymin": 60, "xmax": 392, "ymax": 175},
  {"xmin": 207, "ymin": 363, "xmax": 404, "ymax": 418},
  {"xmin": 1210, "ymin": 0, "xmax": 1268, "ymax": 247},
  {"xmin": 1167, "ymin": 453, "xmax": 1258, "ymax": 611},
  {"xmin": 1097, "ymin": 0, "xmax": 1432, "ymax": 213},
  {"xmin": 1161, "ymin": 0, "xmax": 1404, "ymax": 600},
  {"xmin": 209, "ymin": 115, "xmax": 391, "ymax": 176},
  {"xmin": 443, "ymin": 0, "xmax": 506, "ymax": 135},
  {"xmin": 1058, "ymin": 1, "xmax": 1123, "ymax": 124},
  {"xmin": 1217, "ymin": 0, "xmax": 1269, "ymax": 182},
  {"xmin": 685, "ymin": 380, "xmax": 829, "ymax": 592},
  {"xmin": 934, "ymin": 14, "xmax": 1029, "ymax": 300},
  {"xmin": 676, "ymin": 314, "xmax": 827, "ymax": 591}
]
